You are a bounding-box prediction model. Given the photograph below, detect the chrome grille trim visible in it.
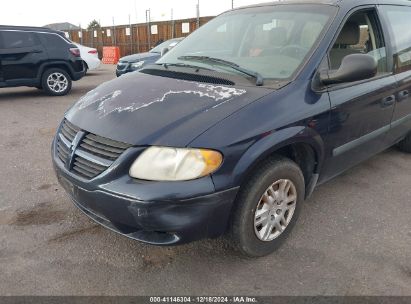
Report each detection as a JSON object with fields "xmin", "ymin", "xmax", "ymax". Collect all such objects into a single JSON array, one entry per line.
[
  {"xmin": 74, "ymin": 148, "xmax": 113, "ymax": 167},
  {"xmin": 58, "ymin": 132, "xmax": 71, "ymax": 147},
  {"xmin": 56, "ymin": 119, "xmax": 131, "ymax": 179}
]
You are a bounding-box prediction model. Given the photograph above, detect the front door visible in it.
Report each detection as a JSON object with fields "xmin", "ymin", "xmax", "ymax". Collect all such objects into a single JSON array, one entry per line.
[{"xmin": 320, "ymin": 7, "xmax": 397, "ymax": 181}]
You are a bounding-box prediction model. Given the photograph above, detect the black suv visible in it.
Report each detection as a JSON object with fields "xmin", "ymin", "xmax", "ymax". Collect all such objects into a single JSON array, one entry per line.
[{"xmin": 0, "ymin": 26, "xmax": 85, "ymax": 96}]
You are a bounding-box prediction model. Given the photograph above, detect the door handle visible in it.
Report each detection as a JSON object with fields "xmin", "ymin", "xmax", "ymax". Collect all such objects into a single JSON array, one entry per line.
[{"xmin": 381, "ymin": 95, "xmax": 396, "ymax": 107}]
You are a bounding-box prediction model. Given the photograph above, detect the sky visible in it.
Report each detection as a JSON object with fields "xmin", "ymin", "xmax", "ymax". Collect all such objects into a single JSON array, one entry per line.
[{"xmin": 1, "ymin": 0, "xmax": 277, "ymax": 28}]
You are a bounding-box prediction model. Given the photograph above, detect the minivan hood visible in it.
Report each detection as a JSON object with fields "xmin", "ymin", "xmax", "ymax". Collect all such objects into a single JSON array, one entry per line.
[
  {"xmin": 119, "ymin": 52, "xmax": 159, "ymax": 63},
  {"xmin": 65, "ymin": 71, "xmax": 272, "ymax": 146}
]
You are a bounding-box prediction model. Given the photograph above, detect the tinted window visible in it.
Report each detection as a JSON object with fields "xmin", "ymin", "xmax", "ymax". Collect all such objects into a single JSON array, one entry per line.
[
  {"xmin": 40, "ymin": 33, "xmax": 69, "ymax": 47},
  {"xmin": 0, "ymin": 31, "xmax": 38, "ymax": 48},
  {"xmin": 380, "ymin": 5, "xmax": 411, "ymax": 73}
]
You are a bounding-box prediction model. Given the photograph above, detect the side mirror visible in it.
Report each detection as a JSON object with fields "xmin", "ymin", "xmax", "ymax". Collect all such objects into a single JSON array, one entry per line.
[
  {"xmin": 161, "ymin": 47, "xmax": 170, "ymax": 57},
  {"xmin": 320, "ymin": 54, "xmax": 377, "ymax": 86}
]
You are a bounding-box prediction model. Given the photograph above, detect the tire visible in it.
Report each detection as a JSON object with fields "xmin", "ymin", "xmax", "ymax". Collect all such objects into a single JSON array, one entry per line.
[
  {"xmin": 398, "ymin": 133, "xmax": 411, "ymax": 153},
  {"xmin": 84, "ymin": 62, "xmax": 88, "ymax": 75},
  {"xmin": 41, "ymin": 68, "xmax": 72, "ymax": 96},
  {"xmin": 229, "ymin": 156, "xmax": 305, "ymax": 257}
]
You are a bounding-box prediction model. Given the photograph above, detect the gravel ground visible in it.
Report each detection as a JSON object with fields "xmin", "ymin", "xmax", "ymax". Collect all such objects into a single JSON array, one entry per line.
[{"xmin": 0, "ymin": 65, "xmax": 410, "ymax": 296}]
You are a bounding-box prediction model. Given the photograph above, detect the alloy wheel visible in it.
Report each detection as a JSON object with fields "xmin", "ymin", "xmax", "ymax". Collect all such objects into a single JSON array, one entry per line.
[
  {"xmin": 47, "ymin": 73, "xmax": 68, "ymax": 93},
  {"xmin": 254, "ymin": 179, "xmax": 297, "ymax": 242}
]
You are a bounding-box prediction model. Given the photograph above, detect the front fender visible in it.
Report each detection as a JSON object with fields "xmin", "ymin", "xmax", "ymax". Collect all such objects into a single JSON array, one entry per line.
[
  {"xmin": 232, "ymin": 126, "xmax": 324, "ymax": 185},
  {"xmin": 209, "ymin": 126, "xmax": 325, "ymax": 192}
]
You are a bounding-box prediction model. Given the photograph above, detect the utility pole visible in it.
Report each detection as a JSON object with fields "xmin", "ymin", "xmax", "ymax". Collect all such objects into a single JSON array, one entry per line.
[
  {"xmin": 112, "ymin": 17, "xmax": 116, "ymax": 46},
  {"xmin": 197, "ymin": 0, "xmax": 200, "ymax": 28},
  {"xmin": 134, "ymin": 0, "xmax": 138, "ymax": 22},
  {"xmin": 129, "ymin": 14, "xmax": 133, "ymax": 54},
  {"xmin": 171, "ymin": 8, "xmax": 175, "ymax": 39},
  {"xmin": 135, "ymin": 1, "xmax": 140, "ymax": 53},
  {"xmin": 98, "ymin": 19, "xmax": 102, "ymax": 49},
  {"xmin": 232, "ymin": 0, "xmax": 234, "ymax": 9},
  {"xmin": 79, "ymin": 23, "xmax": 83, "ymax": 45},
  {"xmin": 146, "ymin": 9, "xmax": 151, "ymax": 50}
]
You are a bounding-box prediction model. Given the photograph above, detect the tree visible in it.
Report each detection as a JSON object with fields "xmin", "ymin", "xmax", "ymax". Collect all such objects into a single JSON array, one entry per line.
[{"xmin": 87, "ymin": 20, "xmax": 101, "ymax": 30}]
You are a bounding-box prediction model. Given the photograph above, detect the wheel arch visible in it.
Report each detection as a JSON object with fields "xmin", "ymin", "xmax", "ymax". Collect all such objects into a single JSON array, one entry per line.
[
  {"xmin": 232, "ymin": 126, "xmax": 325, "ymax": 198},
  {"xmin": 37, "ymin": 61, "xmax": 74, "ymax": 80}
]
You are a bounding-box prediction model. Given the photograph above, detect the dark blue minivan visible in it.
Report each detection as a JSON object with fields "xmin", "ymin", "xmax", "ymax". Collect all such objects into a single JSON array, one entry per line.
[{"xmin": 52, "ymin": 0, "xmax": 411, "ymax": 257}]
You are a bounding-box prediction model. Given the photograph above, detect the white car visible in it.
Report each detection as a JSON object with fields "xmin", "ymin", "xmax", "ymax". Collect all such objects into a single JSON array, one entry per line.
[{"xmin": 74, "ymin": 43, "xmax": 101, "ymax": 73}]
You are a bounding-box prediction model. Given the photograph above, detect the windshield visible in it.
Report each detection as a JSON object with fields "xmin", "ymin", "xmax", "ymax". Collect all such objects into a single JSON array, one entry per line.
[
  {"xmin": 150, "ymin": 39, "xmax": 182, "ymax": 54},
  {"xmin": 158, "ymin": 4, "xmax": 336, "ymax": 81}
]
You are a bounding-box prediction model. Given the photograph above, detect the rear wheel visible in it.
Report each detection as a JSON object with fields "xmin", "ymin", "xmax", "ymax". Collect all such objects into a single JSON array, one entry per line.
[
  {"xmin": 41, "ymin": 68, "xmax": 72, "ymax": 96},
  {"xmin": 83, "ymin": 61, "xmax": 89, "ymax": 75},
  {"xmin": 229, "ymin": 156, "xmax": 305, "ymax": 257},
  {"xmin": 398, "ymin": 132, "xmax": 411, "ymax": 153}
]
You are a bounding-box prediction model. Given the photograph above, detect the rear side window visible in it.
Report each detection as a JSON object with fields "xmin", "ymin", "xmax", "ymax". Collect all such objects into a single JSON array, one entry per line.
[
  {"xmin": 380, "ymin": 5, "xmax": 411, "ymax": 73},
  {"xmin": 0, "ymin": 31, "xmax": 38, "ymax": 48},
  {"xmin": 39, "ymin": 33, "xmax": 70, "ymax": 48}
]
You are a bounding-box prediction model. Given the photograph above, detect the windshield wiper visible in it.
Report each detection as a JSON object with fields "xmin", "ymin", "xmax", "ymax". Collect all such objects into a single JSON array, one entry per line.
[
  {"xmin": 160, "ymin": 62, "xmax": 212, "ymax": 71},
  {"xmin": 178, "ymin": 55, "xmax": 264, "ymax": 86}
]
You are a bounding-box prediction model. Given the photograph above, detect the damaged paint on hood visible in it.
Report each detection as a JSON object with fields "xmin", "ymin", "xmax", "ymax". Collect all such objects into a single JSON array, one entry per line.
[
  {"xmin": 66, "ymin": 71, "xmax": 272, "ymax": 146},
  {"xmin": 75, "ymin": 82, "xmax": 247, "ymax": 117}
]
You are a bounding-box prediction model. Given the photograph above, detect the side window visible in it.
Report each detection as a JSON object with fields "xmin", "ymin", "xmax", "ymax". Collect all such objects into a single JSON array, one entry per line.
[
  {"xmin": 329, "ymin": 10, "xmax": 387, "ymax": 75},
  {"xmin": 0, "ymin": 31, "xmax": 38, "ymax": 49},
  {"xmin": 380, "ymin": 5, "xmax": 411, "ymax": 74},
  {"xmin": 40, "ymin": 33, "xmax": 69, "ymax": 47}
]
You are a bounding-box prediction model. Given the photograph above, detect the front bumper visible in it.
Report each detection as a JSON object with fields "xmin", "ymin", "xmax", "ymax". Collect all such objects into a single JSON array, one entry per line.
[
  {"xmin": 52, "ymin": 140, "xmax": 238, "ymax": 245},
  {"xmin": 116, "ymin": 68, "xmax": 128, "ymax": 77}
]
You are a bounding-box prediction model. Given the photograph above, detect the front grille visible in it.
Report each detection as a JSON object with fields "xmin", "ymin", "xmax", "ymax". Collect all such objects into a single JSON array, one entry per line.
[
  {"xmin": 56, "ymin": 119, "xmax": 131, "ymax": 179},
  {"xmin": 80, "ymin": 133, "xmax": 131, "ymax": 160},
  {"xmin": 56, "ymin": 119, "xmax": 79, "ymax": 164}
]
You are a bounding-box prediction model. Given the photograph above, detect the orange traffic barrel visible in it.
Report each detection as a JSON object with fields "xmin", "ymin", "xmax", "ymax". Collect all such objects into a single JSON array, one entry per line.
[{"xmin": 102, "ymin": 47, "xmax": 120, "ymax": 64}]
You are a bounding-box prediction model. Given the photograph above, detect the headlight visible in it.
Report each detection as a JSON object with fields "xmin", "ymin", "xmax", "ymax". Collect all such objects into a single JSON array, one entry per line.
[
  {"xmin": 130, "ymin": 61, "xmax": 145, "ymax": 69},
  {"xmin": 129, "ymin": 146, "xmax": 223, "ymax": 181}
]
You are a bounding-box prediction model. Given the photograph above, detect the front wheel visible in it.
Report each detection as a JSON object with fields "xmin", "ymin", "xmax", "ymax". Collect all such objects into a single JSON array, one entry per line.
[
  {"xmin": 41, "ymin": 68, "xmax": 72, "ymax": 96},
  {"xmin": 229, "ymin": 156, "xmax": 305, "ymax": 257},
  {"xmin": 398, "ymin": 132, "xmax": 411, "ymax": 153}
]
